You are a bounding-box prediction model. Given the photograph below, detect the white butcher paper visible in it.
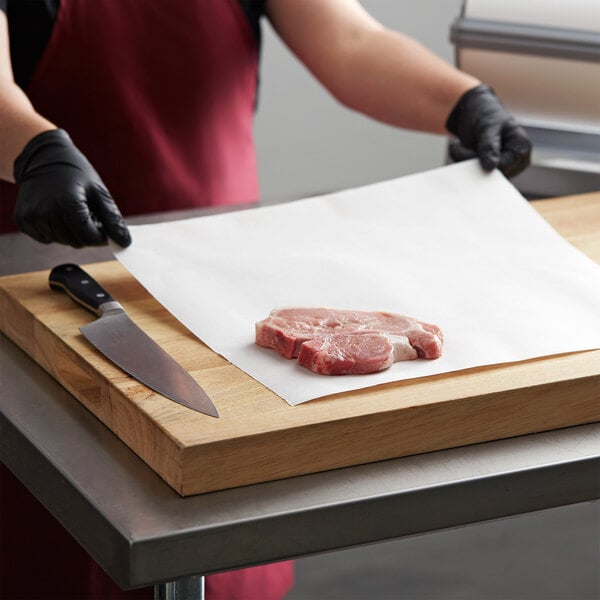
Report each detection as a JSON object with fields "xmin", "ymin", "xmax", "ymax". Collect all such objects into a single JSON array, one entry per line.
[{"xmin": 113, "ymin": 160, "xmax": 600, "ymax": 406}]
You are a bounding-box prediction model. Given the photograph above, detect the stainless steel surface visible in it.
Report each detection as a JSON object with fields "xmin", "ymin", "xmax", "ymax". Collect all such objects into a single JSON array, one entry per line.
[
  {"xmin": 2, "ymin": 212, "xmax": 600, "ymax": 590},
  {"xmin": 511, "ymin": 127, "xmax": 600, "ymax": 198},
  {"xmin": 450, "ymin": 16, "xmax": 600, "ymax": 61},
  {"xmin": 81, "ymin": 307, "xmax": 219, "ymax": 418},
  {"xmin": 154, "ymin": 576, "xmax": 204, "ymax": 600}
]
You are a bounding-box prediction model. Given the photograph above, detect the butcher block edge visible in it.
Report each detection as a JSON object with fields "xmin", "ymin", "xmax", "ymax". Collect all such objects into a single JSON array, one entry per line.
[
  {"xmin": 1, "ymin": 256, "xmax": 600, "ymax": 496},
  {"xmin": 5, "ymin": 188, "xmax": 600, "ymax": 498}
]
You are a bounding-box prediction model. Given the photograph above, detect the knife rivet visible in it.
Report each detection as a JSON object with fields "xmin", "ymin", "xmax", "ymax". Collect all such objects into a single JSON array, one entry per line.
[
  {"xmin": 81, "ymin": 279, "xmax": 89, "ymax": 284},
  {"xmin": 96, "ymin": 293, "xmax": 106, "ymax": 298}
]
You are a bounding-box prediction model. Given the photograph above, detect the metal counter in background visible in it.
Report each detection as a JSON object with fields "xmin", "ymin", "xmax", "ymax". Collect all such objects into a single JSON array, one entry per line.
[{"xmin": 451, "ymin": 0, "xmax": 600, "ymax": 198}]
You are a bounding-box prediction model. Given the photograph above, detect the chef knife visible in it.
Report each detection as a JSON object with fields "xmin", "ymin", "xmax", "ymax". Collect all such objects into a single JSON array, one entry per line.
[{"xmin": 49, "ymin": 263, "xmax": 219, "ymax": 418}]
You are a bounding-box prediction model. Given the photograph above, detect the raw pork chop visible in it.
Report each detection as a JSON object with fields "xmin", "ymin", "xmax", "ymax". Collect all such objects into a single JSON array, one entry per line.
[
  {"xmin": 298, "ymin": 332, "xmax": 417, "ymax": 375},
  {"xmin": 255, "ymin": 307, "xmax": 443, "ymax": 375}
]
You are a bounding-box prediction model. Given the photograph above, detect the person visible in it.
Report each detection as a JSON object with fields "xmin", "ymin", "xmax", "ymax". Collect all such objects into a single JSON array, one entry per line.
[{"xmin": 0, "ymin": 1, "xmax": 531, "ymax": 598}]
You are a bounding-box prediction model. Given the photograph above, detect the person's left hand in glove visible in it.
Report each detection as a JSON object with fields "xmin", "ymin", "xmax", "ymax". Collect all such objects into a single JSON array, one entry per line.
[{"xmin": 445, "ymin": 84, "xmax": 532, "ymax": 178}]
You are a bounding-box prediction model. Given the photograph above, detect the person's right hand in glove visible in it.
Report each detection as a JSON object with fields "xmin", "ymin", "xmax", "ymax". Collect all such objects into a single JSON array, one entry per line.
[
  {"xmin": 13, "ymin": 129, "xmax": 131, "ymax": 248},
  {"xmin": 445, "ymin": 85, "xmax": 532, "ymax": 178}
]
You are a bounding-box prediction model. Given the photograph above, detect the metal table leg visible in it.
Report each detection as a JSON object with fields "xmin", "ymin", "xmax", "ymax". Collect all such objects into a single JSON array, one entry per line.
[{"xmin": 154, "ymin": 575, "xmax": 205, "ymax": 600}]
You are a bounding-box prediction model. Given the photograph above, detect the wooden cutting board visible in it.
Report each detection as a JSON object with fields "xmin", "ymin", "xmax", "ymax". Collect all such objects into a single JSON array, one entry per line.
[{"xmin": 1, "ymin": 193, "xmax": 599, "ymax": 496}]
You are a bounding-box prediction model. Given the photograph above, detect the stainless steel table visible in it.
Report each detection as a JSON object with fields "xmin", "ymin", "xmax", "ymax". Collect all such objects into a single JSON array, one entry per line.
[{"xmin": 2, "ymin": 212, "xmax": 599, "ymax": 595}]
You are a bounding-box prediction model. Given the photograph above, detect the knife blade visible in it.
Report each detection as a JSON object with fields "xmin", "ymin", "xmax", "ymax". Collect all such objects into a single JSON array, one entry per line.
[{"xmin": 49, "ymin": 263, "xmax": 219, "ymax": 418}]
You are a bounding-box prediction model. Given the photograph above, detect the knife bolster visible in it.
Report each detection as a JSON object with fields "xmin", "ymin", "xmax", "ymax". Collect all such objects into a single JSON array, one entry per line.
[{"xmin": 98, "ymin": 301, "xmax": 125, "ymax": 316}]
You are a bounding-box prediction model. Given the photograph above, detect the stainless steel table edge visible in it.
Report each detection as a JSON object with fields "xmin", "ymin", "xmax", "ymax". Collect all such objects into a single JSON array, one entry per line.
[{"xmin": 126, "ymin": 459, "xmax": 600, "ymax": 588}]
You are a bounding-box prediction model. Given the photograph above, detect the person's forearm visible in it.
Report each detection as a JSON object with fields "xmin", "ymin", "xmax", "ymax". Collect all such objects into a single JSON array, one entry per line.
[
  {"xmin": 0, "ymin": 81, "xmax": 56, "ymax": 181},
  {"xmin": 326, "ymin": 28, "xmax": 480, "ymax": 133},
  {"xmin": 267, "ymin": 0, "xmax": 479, "ymax": 134},
  {"xmin": 0, "ymin": 12, "xmax": 55, "ymax": 182}
]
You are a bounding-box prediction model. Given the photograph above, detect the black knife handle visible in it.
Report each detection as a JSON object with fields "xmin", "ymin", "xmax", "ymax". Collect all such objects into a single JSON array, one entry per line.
[{"xmin": 49, "ymin": 264, "xmax": 117, "ymax": 316}]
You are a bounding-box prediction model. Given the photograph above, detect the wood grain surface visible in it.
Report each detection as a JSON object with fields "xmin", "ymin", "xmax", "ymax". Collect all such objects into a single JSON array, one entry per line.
[{"xmin": 1, "ymin": 193, "xmax": 599, "ymax": 496}]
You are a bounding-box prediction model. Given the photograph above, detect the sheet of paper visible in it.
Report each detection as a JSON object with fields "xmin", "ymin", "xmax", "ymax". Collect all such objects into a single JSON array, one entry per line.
[{"xmin": 113, "ymin": 161, "xmax": 600, "ymax": 405}]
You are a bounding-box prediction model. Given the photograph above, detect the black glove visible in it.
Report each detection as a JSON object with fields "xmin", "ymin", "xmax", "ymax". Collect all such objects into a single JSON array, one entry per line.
[
  {"xmin": 445, "ymin": 85, "xmax": 531, "ymax": 178},
  {"xmin": 13, "ymin": 129, "xmax": 131, "ymax": 248}
]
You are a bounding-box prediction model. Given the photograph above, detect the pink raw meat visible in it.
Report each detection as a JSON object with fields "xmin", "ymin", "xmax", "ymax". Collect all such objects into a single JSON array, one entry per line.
[
  {"xmin": 255, "ymin": 307, "xmax": 443, "ymax": 375},
  {"xmin": 298, "ymin": 332, "xmax": 417, "ymax": 375}
]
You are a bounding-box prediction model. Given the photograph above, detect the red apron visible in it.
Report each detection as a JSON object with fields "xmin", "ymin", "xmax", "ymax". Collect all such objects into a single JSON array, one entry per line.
[{"xmin": 1, "ymin": 1, "xmax": 293, "ymax": 598}]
